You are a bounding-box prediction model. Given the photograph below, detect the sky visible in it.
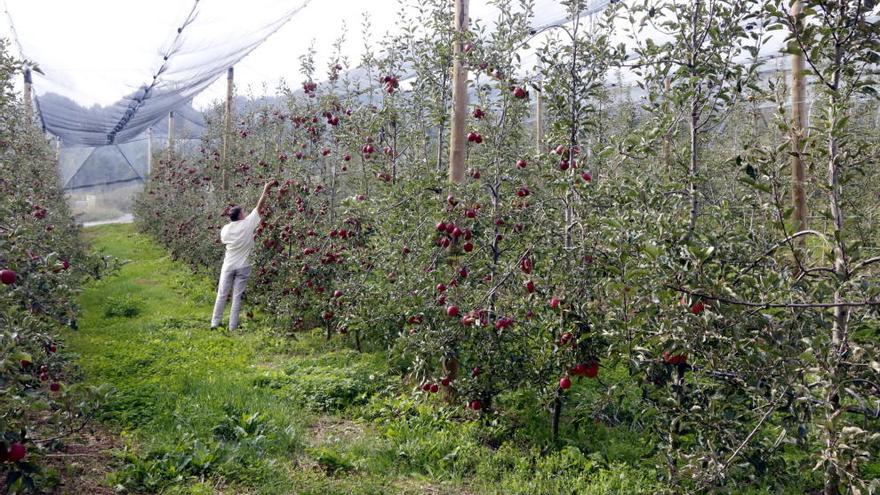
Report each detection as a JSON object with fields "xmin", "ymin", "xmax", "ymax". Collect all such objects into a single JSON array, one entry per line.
[
  {"xmin": 0, "ymin": 0, "xmax": 539, "ymax": 110},
  {"xmin": 0, "ymin": 0, "xmax": 791, "ymax": 129}
]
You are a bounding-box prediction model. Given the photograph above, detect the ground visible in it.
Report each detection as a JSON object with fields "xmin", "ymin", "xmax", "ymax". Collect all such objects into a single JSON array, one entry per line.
[
  {"xmin": 59, "ymin": 224, "xmax": 660, "ymax": 495},
  {"xmin": 64, "ymin": 224, "xmax": 481, "ymax": 494}
]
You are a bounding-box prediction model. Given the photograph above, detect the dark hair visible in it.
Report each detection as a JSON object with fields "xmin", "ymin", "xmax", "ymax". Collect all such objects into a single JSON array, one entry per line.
[{"xmin": 229, "ymin": 205, "xmax": 243, "ymax": 221}]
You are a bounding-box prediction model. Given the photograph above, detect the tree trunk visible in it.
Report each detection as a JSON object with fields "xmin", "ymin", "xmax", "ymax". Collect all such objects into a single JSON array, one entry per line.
[
  {"xmin": 551, "ymin": 391, "xmax": 562, "ymax": 441},
  {"xmin": 824, "ymin": 121, "xmax": 845, "ymax": 495},
  {"xmin": 535, "ymin": 84, "xmax": 544, "ymax": 154},
  {"xmin": 663, "ymin": 77, "xmax": 673, "ymax": 174},
  {"xmin": 684, "ymin": 1, "xmax": 700, "ymax": 242},
  {"xmin": 823, "ymin": 40, "xmax": 846, "ymax": 495}
]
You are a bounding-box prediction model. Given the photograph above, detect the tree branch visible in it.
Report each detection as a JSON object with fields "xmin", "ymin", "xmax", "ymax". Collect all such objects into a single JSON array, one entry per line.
[{"xmin": 668, "ymin": 285, "xmax": 880, "ymax": 309}]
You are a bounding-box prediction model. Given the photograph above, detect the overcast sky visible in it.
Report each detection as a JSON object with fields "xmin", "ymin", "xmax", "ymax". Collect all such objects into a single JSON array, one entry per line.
[
  {"xmin": 0, "ymin": 0, "xmax": 514, "ymax": 110},
  {"xmin": 0, "ymin": 0, "xmax": 791, "ymax": 117}
]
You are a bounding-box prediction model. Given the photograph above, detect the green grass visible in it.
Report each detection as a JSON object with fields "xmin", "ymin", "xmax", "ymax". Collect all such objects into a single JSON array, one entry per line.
[{"xmin": 68, "ymin": 224, "xmax": 664, "ymax": 494}]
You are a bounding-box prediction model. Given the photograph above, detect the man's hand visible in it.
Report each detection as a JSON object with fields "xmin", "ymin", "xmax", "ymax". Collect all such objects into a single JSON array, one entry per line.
[{"xmin": 257, "ymin": 179, "xmax": 278, "ymax": 213}]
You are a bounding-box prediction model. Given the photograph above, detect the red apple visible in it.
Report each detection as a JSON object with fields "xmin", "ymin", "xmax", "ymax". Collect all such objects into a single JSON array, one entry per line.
[
  {"xmin": 525, "ymin": 280, "xmax": 535, "ymax": 293},
  {"xmin": 5, "ymin": 443, "xmax": 26, "ymax": 462},
  {"xmin": 550, "ymin": 297, "xmax": 560, "ymax": 309},
  {"xmin": 690, "ymin": 301, "xmax": 705, "ymax": 315},
  {"xmin": 512, "ymin": 86, "xmax": 527, "ymax": 99},
  {"xmin": 584, "ymin": 362, "xmax": 599, "ymax": 378},
  {"xmin": 49, "ymin": 382, "xmax": 60, "ymax": 392},
  {"xmin": 0, "ymin": 270, "xmax": 17, "ymax": 285},
  {"xmin": 446, "ymin": 305, "xmax": 459, "ymax": 317},
  {"xmin": 663, "ymin": 351, "xmax": 687, "ymax": 365},
  {"xmin": 559, "ymin": 376, "xmax": 572, "ymax": 390}
]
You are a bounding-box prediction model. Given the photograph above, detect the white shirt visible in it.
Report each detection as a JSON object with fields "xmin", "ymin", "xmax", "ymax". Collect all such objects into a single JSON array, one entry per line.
[{"xmin": 220, "ymin": 208, "xmax": 260, "ymax": 271}]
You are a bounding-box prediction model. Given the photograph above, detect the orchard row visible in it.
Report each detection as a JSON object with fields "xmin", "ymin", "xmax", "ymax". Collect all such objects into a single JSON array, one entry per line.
[
  {"xmin": 0, "ymin": 42, "xmax": 112, "ymax": 491},
  {"xmin": 135, "ymin": 1, "xmax": 880, "ymax": 493}
]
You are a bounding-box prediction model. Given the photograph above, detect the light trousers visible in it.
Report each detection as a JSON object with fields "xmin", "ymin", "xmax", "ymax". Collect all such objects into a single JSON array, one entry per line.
[{"xmin": 211, "ymin": 265, "xmax": 252, "ymax": 330}]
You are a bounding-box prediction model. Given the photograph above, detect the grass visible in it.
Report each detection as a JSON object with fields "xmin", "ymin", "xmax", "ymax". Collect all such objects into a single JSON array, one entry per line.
[{"xmin": 68, "ymin": 224, "xmax": 663, "ymax": 494}]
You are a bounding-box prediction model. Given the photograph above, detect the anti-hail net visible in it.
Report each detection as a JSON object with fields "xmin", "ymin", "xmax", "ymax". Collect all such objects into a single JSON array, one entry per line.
[
  {"xmin": 4, "ymin": 0, "xmax": 312, "ymax": 147},
  {"xmin": 1, "ymin": 0, "xmax": 804, "ymax": 208}
]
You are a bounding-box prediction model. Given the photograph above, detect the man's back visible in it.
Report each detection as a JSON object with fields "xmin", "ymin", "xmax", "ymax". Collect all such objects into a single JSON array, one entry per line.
[{"xmin": 220, "ymin": 208, "xmax": 260, "ymax": 271}]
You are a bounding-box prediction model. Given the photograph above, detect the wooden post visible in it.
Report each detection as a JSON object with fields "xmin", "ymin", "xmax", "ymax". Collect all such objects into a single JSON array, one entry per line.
[
  {"xmin": 790, "ymin": 0, "xmax": 808, "ymax": 236},
  {"xmin": 447, "ymin": 0, "xmax": 469, "ymax": 184},
  {"xmin": 146, "ymin": 127, "xmax": 153, "ymax": 177},
  {"xmin": 167, "ymin": 111, "xmax": 175, "ymax": 158},
  {"xmin": 535, "ymin": 85, "xmax": 544, "ymax": 154},
  {"xmin": 23, "ymin": 68, "xmax": 33, "ymax": 125},
  {"xmin": 222, "ymin": 67, "xmax": 234, "ymax": 191}
]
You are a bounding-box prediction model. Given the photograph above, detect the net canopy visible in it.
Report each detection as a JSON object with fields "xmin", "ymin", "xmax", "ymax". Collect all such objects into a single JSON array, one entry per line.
[
  {"xmin": 3, "ymin": 0, "xmax": 312, "ymax": 146},
  {"xmin": 3, "ymin": 0, "xmax": 802, "ymax": 145},
  {"xmin": 0, "ymin": 0, "xmax": 803, "ymax": 205}
]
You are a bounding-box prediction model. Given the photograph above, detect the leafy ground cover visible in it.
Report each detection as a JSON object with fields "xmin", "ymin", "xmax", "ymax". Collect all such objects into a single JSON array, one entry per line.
[{"xmin": 69, "ymin": 224, "xmax": 668, "ymax": 494}]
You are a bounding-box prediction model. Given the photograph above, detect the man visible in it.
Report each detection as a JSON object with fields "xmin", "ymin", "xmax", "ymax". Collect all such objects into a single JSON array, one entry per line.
[{"xmin": 211, "ymin": 179, "xmax": 277, "ymax": 330}]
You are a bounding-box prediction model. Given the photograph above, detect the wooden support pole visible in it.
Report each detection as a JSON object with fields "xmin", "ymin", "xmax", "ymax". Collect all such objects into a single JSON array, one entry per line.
[
  {"xmin": 535, "ymin": 85, "xmax": 544, "ymax": 154},
  {"xmin": 222, "ymin": 67, "xmax": 234, "ymax": 191},
  {"xmin": 442, "ymin": 0, "xmax": 469, "ymax": 403},
  {"xmin": 146, "ymin": 127, "xmax": 153, "ymax": 177},
  {"xmin": 168, "ymin": 111, "xmax": 175, "ymax": 158},
  {"xmin": 790, "ymin": 0, "xmax": 808, "ymax": 236},
  {"xmin": 23, "ymin": 68, "xmax": 33, "ymax": 125},
  {"xmin": 447, "ymin": 0, "xmax": 469, "ymax": 184}
]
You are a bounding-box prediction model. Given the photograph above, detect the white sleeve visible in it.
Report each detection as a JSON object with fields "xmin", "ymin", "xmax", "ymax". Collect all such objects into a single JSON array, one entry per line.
[{"xmin": 245, "ymin": 208, "xmax": 261, "ymax": 233}]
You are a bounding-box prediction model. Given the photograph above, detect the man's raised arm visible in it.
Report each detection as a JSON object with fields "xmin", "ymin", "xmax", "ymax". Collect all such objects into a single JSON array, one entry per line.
[{"xmin": 256, "ymin": 179, "xmax": 278, "ymax": 214}]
